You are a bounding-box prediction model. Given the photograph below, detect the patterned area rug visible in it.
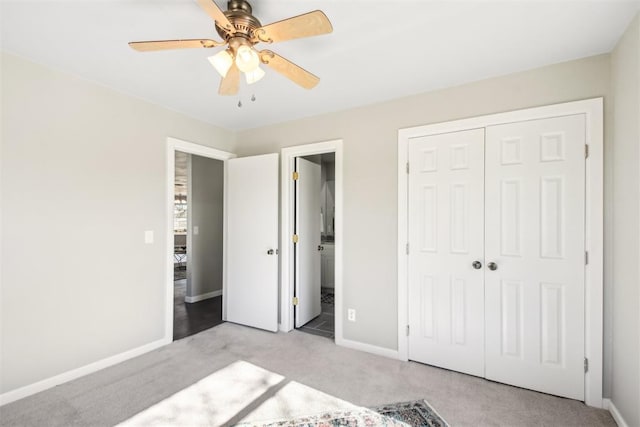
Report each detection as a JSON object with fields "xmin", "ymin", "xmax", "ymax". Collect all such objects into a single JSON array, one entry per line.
[
  {"xmin": 241, "ymin": 409, "xmax": 406, "ymax": 427},
  {"xmin": 371, "ymin": 400, "xmax": 448, "ymax": 427},
  {"xmin": 239, "ymin": 400, "xmax": 447, "ymax": 427}
]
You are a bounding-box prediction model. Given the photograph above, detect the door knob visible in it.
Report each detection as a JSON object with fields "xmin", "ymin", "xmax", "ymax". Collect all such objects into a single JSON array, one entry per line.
[
  {"xmin": 267, "ymin": 249, "xmax": 275, "ymax": 255},
  {"xmin": 318, "ymin": 245, "xmax": 324, "ymax": 251},
  {"xmin": 487, "ymin": 262, "xmax": 498, "ymax": 271},
  {"xmin": 472, "ymin": 261, "xmax": 482, "ymax": 269}
]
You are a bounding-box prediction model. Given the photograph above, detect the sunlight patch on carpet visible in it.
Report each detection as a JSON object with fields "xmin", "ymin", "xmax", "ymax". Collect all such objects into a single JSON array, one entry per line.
[
  {"xmin": 117, "ymin": 360, "xmax": 284, "ymax": 426},
  {"xmin": 117, "ymin": 360, "xmax": 358, "ymax": 426}
]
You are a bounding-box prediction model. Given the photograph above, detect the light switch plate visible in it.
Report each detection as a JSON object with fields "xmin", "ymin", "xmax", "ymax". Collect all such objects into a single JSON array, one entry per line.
[
  {"xmin": 144, "ymin": 230, "xmax": 154, "ymax": 244},
  {"xmin": 193, "ymin": 226, "xmax": 199, "ymax": 235}
]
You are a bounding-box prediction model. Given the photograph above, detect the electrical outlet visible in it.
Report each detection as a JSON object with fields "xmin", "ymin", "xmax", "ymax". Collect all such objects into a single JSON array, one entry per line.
[{"xmin": 347, "ymin": 309, "xmax": 356, "ymax": 322}]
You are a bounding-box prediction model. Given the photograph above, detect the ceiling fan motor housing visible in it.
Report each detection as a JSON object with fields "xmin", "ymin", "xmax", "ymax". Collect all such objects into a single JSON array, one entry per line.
[{"xmin": 216, "ymin": 0, "xmax": 261, "ymax": 42}]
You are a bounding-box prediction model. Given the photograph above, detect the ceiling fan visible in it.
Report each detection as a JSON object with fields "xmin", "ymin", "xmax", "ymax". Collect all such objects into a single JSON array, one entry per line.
[{"xmin": 128, "ymin": 0, "xmax": 333, "ymax": 96}]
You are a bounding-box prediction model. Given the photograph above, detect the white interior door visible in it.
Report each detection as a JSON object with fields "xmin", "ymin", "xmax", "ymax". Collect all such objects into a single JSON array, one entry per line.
[
  {"xmin": 484, "ymin": 115, "xmax": 586, "ymax": 400},
  {"xmin": 408, "ymin": 128, "xmax": 486, "ymax": 377},
  {"xmin": 295, "ymin": 157, "xmax": 322, "ymax": 327},
  {"xmin": 225, "ymin": 153, "xmax": 279, "ymax": 332}
]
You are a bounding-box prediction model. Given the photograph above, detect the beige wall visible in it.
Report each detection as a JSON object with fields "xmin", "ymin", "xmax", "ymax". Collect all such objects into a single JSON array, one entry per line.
[
  {"xmin": 237, "ymin": 54, "xmax": 612, "ymax": 354},
  {"xmin": 1, "ymin": 45, "xmax": 630, "ymax": 407},
  {"xmin": 610, "ymin": 13, "xmax": 640, "ymax": 427},
  {"xmin": 0, "ymin": 52, "xmax": 234, "ymax": 394},
  {"xmin": 187, "ymin": 154, "xmax": 224, "ymax": 298}
]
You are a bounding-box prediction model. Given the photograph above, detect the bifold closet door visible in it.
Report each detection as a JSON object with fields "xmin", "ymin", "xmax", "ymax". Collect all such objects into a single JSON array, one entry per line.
[
  {"xmin": 484, "ymin": 115, "xmax": 586, "ymax": 400},
  {"xmin": 408, "ymin": 128, "xmax": 486, "ymax": 377}
]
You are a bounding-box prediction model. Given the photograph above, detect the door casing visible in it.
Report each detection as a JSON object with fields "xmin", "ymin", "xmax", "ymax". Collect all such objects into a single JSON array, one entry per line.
[{"xmin": 397, "ymin": 98, "xmax": 604, "ymax": 408}]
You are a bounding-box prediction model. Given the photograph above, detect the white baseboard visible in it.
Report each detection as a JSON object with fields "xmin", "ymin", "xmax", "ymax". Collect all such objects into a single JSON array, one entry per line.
[
  {"xmin": 336, "ymin": 337, "xmax": 400, "ymax": 360},
  {"xmin": 185, "ymin": 289, "xmax": 222, "ymax": 303},
  {"xmin": 0, "ymin": 337, "xmax": 170, "ymax": 406},
  {"xmin": 603, "ymin": 399, "xmax": 629, "ymax": 427}
]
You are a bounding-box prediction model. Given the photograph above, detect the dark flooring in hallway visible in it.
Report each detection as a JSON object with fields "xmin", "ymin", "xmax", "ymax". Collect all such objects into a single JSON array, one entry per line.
[
  {"xmin": 298, "ymin": 287, "xmax": 334, "ymax": 339},
  {"xmin": 173, "ymin": 278, "xmax": 223, "ymax": 341}
]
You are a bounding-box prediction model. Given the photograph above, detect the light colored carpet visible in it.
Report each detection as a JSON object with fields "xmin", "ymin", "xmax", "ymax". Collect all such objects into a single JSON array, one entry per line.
[
  {"xmin": 0, "ymin": 322, "xmax": 615, "ymax": 426},
  {"xmin": 116, "ymin": 361, "xmax": 362, "ymax": 426}
]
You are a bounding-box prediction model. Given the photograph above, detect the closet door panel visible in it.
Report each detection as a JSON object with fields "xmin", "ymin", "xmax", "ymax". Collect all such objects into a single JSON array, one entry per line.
[
  {"xmin": 484, "ymin": 114, "xmax": 586, "ymax": 400},
  {"xmin": 408, "ymin": 128, "xmax": 485, "ymax": 377}
]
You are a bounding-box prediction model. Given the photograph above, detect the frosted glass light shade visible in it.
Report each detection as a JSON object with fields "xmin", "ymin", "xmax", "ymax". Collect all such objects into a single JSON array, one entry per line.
[
  {"xmin": 235, "ymin": 45, "xmax": 259, "ymax": 73},
  {"xmin": 208, "ymin": 50, "xmax": 233, "ymax": 77},
  {"xmin": 245, "ymin": 66, "xmax": 265, "ymax": 84}
]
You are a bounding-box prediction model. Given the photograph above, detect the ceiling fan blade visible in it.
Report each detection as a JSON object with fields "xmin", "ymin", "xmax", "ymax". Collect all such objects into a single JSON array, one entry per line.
[
  {"xmin": 128, "ymin": 39, "xmax": 224, "ymax": 52},
  {"xmin": 259, "ymin": 50, "xmax": 319, "ymax": 89},
  {"xmin": 219, "ymin": 62, "xmax": 240, "ymax": 95},
  {"xmin": 196, "ymin": 0, "xmax": 234, "ymax": 33},
  {"xmin": 253, "ymin": 11, "xmax": 332, "ymax": 44}
]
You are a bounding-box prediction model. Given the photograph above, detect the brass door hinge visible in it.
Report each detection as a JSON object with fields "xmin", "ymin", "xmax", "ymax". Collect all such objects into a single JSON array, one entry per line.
[
  {"xmin": 292, "ymin": 171, "xmax": 299, "ymax": 181},
  {"xmin": 585, "ymin": 145, "xmax": 589, "ymax": 159},
  {"xmin": 292, "ymin": 297, "xmax": 299, "ymax": 306},
  {"xmin": 292, "ymin": 234, "xmax": 299, "ymax": 243}
]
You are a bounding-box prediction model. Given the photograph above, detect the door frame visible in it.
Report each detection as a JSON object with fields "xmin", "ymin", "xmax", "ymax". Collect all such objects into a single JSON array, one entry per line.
[
  {"xmin": 397, "ymin": 98, "xmax": 604, "ymax": 407},
  {"xmin": 165, "ymin": 137, "xmax": 236, "ymax": 341},
  {"xmin": 280, "ymin": 139, "xmax": 343, "ymax": 343}
]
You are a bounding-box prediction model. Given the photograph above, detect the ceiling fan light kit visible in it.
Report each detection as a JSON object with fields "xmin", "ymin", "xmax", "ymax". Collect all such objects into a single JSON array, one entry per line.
[
  {"xmin": 208, "ymin": 49, "xmax": 233, "ymax": 77},
  {"xmin": 244, "ymin": 66, "xmax": 265, "ymax": 84},
  {"xmin": 234, "ymin": 44, "xmax": 259, "ymax": 73},
  {"xmin": 128, "ymin": 0, "xmax": 333, "ymax": 96}
]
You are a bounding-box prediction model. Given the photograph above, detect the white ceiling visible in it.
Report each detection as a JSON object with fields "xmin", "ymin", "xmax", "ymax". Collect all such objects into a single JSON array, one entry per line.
[{"xmin": 2, "ymin": 1, "xmax": 638, "ymax": 131}]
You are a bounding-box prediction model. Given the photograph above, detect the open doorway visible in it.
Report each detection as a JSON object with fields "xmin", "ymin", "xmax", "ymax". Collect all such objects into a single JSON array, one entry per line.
[
  {"xmin": 280, "ymin": 139, "xmax": 342, "ymax": 341},
  {"xmin": 294, "ymin": 153, "xmax": 335, "ymax": 339},
  {"xmin": 172, "ymin": 149, "xmax": 225, "ymax": 341}
]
